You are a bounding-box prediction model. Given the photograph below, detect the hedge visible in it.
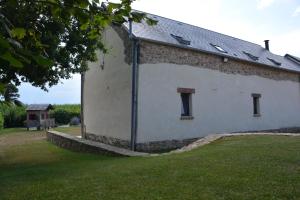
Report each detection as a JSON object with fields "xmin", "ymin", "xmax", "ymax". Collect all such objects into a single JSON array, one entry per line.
[{"xmin": 50, "ymin": 104, "xmax": 80, "ymax": 125}]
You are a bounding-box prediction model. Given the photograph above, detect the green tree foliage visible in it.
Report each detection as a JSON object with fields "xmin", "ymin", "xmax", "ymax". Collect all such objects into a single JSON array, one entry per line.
[
  {"xmin": 0, "ymin": 0, "xmax": 156, "ymax": 93},
  {"xmin": 1, "ymin": 83, "xmax": 23, "ymax": 106},
  {"xmin": 0, "ymin": 103, "xmax": 26, "ymax": 128},
  {"xmin": 50, "ymin": 104, "xmax": 80, "ymax": 125},
  {"xmin": 0, "ymin": 103, "xmax": 81, "ymax": 128}
]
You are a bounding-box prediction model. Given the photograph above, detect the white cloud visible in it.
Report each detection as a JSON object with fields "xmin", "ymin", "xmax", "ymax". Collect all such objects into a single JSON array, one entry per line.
[
  {"xmin": 257, "ymin": 0, "xmax": 275, "ymax": 10},
  {"xmin": 292, "ymin": 6, "xmax": 300, "ymax": 17}
]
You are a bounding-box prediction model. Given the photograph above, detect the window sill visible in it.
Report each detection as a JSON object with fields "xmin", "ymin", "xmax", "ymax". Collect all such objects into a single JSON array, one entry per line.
[
  {"xmin": 180, "ymin": 116, "xmax": 194, "ymax": 120},
  {"xmin": 253, "ymin": 114, "xmax": 261, "ymax": 117}
]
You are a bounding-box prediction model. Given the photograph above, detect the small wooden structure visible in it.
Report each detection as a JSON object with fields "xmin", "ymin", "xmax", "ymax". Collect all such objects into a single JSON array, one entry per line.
[{"xmin": 26, "ymin": 104, "xmax": 55, "ymax": 130}]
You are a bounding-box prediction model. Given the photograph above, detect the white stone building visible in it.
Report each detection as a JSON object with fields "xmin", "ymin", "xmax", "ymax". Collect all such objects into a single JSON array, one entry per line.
[{"xmin": 82, "ymin": 13, "xmax": 300, "ymax": 152}]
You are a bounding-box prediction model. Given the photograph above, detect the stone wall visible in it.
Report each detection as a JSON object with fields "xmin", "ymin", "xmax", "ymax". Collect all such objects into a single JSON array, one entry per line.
[
  {"xmin": 139, "ymin": 41, "xmax": 300, "ymax": 82},
  {"xmin": 47, "ymin": 131, "xmax": 121, "ymax": 156},
  {"xmin": 46, "ymin": 131, "xmax": 148, "ymax": 156}
]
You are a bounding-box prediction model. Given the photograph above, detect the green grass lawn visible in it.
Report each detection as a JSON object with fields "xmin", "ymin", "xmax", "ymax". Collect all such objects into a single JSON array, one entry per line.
[{"xmin": 0, "ymin": 128, "xmax": 299, "ymax": 200}]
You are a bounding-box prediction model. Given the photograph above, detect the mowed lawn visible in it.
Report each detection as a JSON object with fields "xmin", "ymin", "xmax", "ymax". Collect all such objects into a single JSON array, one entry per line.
[{"xmin": 0, "ymin": 128, "xmax": 299, "ymax": 200}]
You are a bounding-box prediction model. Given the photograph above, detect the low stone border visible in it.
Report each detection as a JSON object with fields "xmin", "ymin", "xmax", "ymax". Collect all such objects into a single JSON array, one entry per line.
[
  {"xmin": 47, "ymin": 131, "xmax": 300, "ymax": 157},
  {"xmin": 46, "ymin": 131, "xmax": 149, "ymax": 157}
]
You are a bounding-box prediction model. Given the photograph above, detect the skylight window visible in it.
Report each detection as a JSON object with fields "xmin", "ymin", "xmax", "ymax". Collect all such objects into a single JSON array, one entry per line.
[
  {"xmin": 170, "ymin": 34, "xmax": 191, "ymax": 45},
  {"xmin": 267, "ymin": 58, "xmax": 281, "ymax": 66},
  {"xmin": 243, "ymin": 51, "xmax": 259, "ymax": 61},
  {"xmin": 210, "ymin": 43, "xmax": 227, "ymax": 53},
  {"xmin": 285, "ymin": 54, "xmax": 300, "ymax": 65}
]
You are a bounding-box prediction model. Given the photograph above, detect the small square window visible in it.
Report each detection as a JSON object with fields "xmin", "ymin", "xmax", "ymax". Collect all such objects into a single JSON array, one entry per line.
[
  {"xmin": 252, "ymin": 94, "xmax": 261, "ymax": 117},
  {"xmin": 177, "ymin": 88, "xmax": 194, "ymax": 120}
]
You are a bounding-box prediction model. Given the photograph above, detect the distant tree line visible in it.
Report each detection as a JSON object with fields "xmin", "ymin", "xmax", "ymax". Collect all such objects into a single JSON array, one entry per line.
[{"xmin": 0, "ymin": 104, "xmax": 81, "ymax": 129}]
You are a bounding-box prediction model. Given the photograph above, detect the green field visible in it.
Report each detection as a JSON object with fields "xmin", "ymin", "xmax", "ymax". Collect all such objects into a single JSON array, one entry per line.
[{"xmin": 0, "ymin": 128, "xmax": 299, "ymax": 200}]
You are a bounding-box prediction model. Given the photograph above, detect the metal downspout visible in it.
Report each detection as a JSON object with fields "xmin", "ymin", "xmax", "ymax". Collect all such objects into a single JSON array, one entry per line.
[
  {"xmin": 129, "ymin": 20, "xmax": 139, "ymax": 151},
  {"xmin": 80, "ymin": 72, "xmax": 86, "ymax": 138}
]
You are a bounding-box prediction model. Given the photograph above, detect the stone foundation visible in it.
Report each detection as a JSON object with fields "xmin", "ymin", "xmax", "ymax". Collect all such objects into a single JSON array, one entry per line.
[
  {"xmin": 240, "ymin": 127, "xmax": 300, "ymax": 133},
  {"xmin": 84, "ymin": 132, "xmax": 198, "ymax": 153},
  {"xmin": 85, "ymin": 132, "xmax": 131, "ymax": 149},
  {"xmin": 136, "ymin": 138, "xmax": 199, "ymax": 153},
  {"xmin": 84, "ymin": 127, "xmax": 300, "ymax": 153}
]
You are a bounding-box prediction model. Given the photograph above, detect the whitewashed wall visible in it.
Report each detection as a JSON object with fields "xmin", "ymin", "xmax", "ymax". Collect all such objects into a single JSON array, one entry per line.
[
  {"xmin": 137, "ymin": 63, "xmax": 300, "ymax": 143},
  {"xmin": 83, "ymin": 27, "xmax": 132, "ymax": 140}
]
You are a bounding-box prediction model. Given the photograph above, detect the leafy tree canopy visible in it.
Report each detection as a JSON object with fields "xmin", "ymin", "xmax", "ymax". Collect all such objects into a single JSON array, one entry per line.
[
  {"xmin": 1, "ymin": 83, "xmax": 23, "ymax": 106},
  {"xmin": 0, "ymin": 0, "xmax": 156, "ymax": 94}
]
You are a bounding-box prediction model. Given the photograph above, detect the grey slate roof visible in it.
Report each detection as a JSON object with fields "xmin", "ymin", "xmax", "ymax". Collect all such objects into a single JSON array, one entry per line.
[
  {"xmin": 26, "ymin": 104, "xmax": 53, "ymax": 111},
  {"xmin": 123, "ymin": 13, "xmax": 300, "ymax": 73}
]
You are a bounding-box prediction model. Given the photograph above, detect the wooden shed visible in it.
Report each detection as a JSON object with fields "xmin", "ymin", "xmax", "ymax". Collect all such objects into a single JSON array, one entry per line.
[{"xmin": 26, "ymin": 104, "xmax": 55, "ymax": 130}]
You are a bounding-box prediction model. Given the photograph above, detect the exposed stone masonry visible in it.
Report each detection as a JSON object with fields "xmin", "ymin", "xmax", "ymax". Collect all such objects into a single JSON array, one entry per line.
[
  {"xmin": 85, "ymin": 132, "xmax": 131, "ymax": 149},
  {"xmin": 139, "ymin": 41, "xmax": 300, "ymax": 82},
  {"xmin": 46, "ymin": 131, "xmax": 147, "ymax": 156},
  {"xmin": 47, "ymin": 130, "xmax": 299, "ymax": 156},
  {"xmin": 85, "ymin": 132, "xmax": 198, "ymax": 152},
  {"xmin": 112, "ymin": 25, "xmax": 132, "ymax": 64},
  {"xmin": 136, "ymin": 138, "xmax": 198, "ymax": 153},
  {"xmin": 85, "ymin": 127, "xmax": 300, "ymax": 153}
]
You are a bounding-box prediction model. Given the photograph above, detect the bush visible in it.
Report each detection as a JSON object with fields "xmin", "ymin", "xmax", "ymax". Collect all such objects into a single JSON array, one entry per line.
[
  {"xmin": 50, "ymin": 104, "xmax": 80, "ymax": 125},
  {"xmin": 0, "ymin": 112, "xmax": 4, "ymax": 130},
  {"xmin": 0, "ymin": 104, "xmax": 26, "ymax": 128},
  {"xmin": 70, "ymin": 116, "xmax": 80, "ymax": 126}
]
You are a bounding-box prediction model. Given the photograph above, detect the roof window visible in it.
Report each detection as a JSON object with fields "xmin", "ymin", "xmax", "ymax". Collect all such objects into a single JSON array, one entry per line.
[
  {"xmin": 243, "ymin": 51, "xmax": 259, "ymax": 61},
  {"xmin": 170, "ymin": 34, "xmax": 191, "ymax": 45},
  {"xmin": 285, "ymin": 54, "xmax": 300, "ymax": 65},
  {"xmin": 210, "ymin": 43, "xmax": 227, "ymax": 53},
  {"xmin": 267, "ymin": 58, "xmax": 281, "ymax": 66}
]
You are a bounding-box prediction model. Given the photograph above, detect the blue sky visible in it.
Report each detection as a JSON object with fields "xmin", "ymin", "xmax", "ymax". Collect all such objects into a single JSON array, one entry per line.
[{"xmin": 18, "ymin": 0, "xmax": 300, "ymax": 104}]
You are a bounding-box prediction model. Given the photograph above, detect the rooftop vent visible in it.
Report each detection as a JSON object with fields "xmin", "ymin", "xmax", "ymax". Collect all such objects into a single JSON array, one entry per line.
[
  {"xmin": 210, "ymin": 43, "xmax": 227, "ymax": 53},
  {"xmin": 267, "ymin": 58, "xmax": 281, "ymax": 66},
  {"xmin": 170, "ymin": 34, "xmax": 191, "ymax": 45},
  {"xmin": 243, "ymin": 51, "xmax": 259, "ymax": 61},
  {"xmin": 264, "ymin": 40, "xmax": 270, "ymax": 51}
]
